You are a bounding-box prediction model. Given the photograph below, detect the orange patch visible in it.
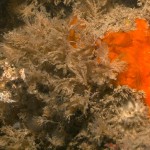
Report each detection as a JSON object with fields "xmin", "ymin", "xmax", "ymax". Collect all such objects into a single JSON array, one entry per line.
[
  {"xmin": 102, "ymin": 19, "xmax": 150, "ymax": 106},
  {"xmin": 68, "ymin": 16, "xmax": 86, "ymax": 48},
  {"xmin": 68, "ymin": 16, "xmax": 150, "ymax": 106}
]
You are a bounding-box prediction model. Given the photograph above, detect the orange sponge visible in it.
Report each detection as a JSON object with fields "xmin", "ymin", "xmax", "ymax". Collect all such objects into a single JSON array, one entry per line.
[
  {"xmin": 68, "ymin": 16, "xmax": 150, "ymax": 106},
  {"xmin": 102, "ymin": 19, "xmax": 150, "ymax": 106}
]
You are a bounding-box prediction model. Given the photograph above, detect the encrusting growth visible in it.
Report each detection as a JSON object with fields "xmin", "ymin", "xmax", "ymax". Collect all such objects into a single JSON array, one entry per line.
[
  {"xmin": 69, "ymin": 16, "xmax": 150, "ymax": 108},
  {"xmin": 103, "ymin": 19, "xmax": 150, "ymax": 107}
]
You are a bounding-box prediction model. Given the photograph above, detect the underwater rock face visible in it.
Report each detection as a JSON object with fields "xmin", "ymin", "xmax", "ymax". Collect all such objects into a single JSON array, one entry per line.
[
  {"xmin": 102, "ymin": 19, "xmax": 150, "ymax": 106},
  {"xmin": 1, "ymin": 0, "xmax": 150, "ymax": 149}
]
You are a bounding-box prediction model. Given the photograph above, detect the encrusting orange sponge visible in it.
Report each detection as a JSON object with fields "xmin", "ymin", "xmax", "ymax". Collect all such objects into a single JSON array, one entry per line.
[
  {"xmin": 102, "ymin": 19, "xmax": 150, "ymax": 106},
  {"xmin": 68, "ymin": 16, "xmax": 150, "ymax": 107}
]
